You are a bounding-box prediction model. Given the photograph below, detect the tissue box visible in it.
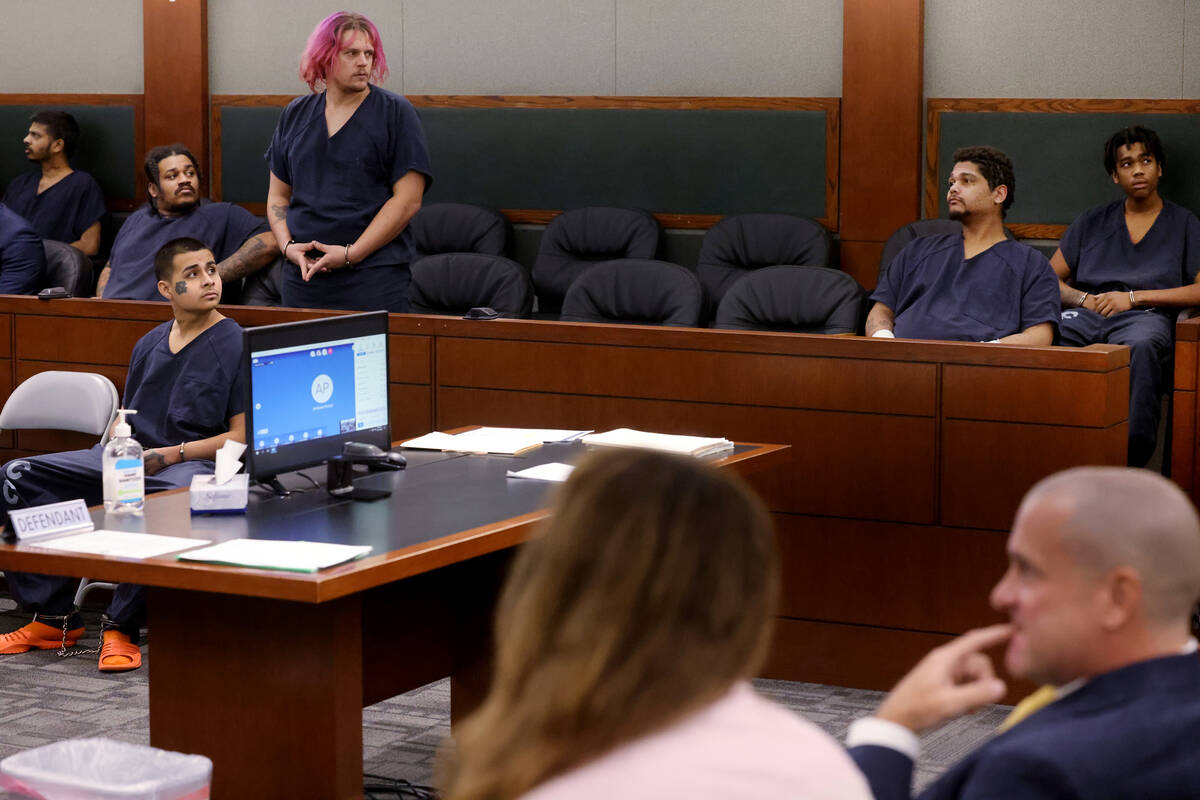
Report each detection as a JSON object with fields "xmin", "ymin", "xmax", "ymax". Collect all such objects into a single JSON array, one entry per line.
[{"xmin": 189, "ymin": 473, "xmax": 249, "ymax": 513}]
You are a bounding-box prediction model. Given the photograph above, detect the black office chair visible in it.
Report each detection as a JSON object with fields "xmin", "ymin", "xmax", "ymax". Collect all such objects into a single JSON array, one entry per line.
[
  {"xmin": 696, "ymin": 214, "xmax": 833, "ymax": 318},
  {"xmin": 410, "ymin": 203, "xmax": 511, "ymax": 260},
  {"xmin": 559, "ymin": 259, "xmax": 703, "ymax": 327},
  {"xmin": 409, "ymin": 253, "xmax": 533, "ymax": 318},
  {"xmin": 41, "ymin": 240, "xmax": 94, "ymax": 297},
  {"xmin": 532, "ymin": 207, "xmax": 662, "ymax": 317},
  {"xmin": 713, "ymin": 265, "xmax": 866, "ymax": 334},
  {"xmin": 241, "ymin": 258, "xmax": 285, "ymax": 306}
]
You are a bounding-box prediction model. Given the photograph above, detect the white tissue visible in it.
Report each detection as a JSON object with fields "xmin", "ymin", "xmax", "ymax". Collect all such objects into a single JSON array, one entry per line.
[{"xmin": 214, "ymin": 440, "xmax": 247, "ymax": 485}]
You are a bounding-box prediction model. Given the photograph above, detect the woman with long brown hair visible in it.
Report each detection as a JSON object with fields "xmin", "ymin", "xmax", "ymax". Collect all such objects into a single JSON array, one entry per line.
[{"xmin": 440, "ymin": 449, "xmax": 869, "ymax": 799}]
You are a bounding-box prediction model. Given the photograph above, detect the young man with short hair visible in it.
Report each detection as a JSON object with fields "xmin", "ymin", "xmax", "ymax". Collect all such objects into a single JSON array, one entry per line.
[
  {"xmin": 0, "ymin": 237, "xmax": 246, "ymax": 671},
  {"xmin": 2, "ymin": 110, "xmax": 106, "ymax": 256},
  {"xmin": 867, "ymin": 146, "xmax": 1060, "ymax": 345},
  {"xmin": 1050, "ymin": 126, "xmax": 1200, "ymax": 466},
  {"xmin": 96, "ymin": 144, "xmax": 277, "ymax": 300}
]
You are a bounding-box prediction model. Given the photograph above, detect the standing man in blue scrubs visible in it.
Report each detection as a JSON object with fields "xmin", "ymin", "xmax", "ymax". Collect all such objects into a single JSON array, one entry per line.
[
  {"xmin": 96, "ymin": 144, "xmax": 277, "ymax": 300},
  {"xmin": 0, "ymin": 203, "xmax": 46, "ymax": 294},
  {"xmin": 0, "ymin": 237, "xmax": 246, "ymax": 672},
  {"xmin": 1050, "ymin": 127, "xmax": 1200, "ymax": 467},
  {"xmin": 265, "ymin": 11, "xmax": 432, "ymax": 312},
  {"xmin": 2, "ymin": 110, "xmax": 106, "ymax": 256},
  {"xmin": 867, "ymin": 146, "xmax": 1060, "ymax": 345}
]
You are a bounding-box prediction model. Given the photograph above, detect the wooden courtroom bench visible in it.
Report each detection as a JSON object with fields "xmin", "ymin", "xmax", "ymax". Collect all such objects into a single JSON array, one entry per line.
[{"xmin": 0, "ymin": 297, "xmax": 1130, "ymax": 692}]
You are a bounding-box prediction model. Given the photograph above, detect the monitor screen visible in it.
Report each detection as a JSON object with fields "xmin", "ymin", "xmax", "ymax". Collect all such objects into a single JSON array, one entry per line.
[{"xmin": 243, "ymin": 311, "xmax": 390, "ymax": 480}]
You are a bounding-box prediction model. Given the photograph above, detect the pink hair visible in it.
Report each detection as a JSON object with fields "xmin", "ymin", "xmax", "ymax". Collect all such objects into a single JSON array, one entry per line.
[{"xmin": 299, "ymin": 11, "xmax": 389, "ymax": 92}]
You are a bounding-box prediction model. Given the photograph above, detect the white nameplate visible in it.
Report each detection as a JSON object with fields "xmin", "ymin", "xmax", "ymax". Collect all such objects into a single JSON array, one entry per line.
[{"xmin": 7, "ymin": 499, "xmax": 95, "ymax": 542}]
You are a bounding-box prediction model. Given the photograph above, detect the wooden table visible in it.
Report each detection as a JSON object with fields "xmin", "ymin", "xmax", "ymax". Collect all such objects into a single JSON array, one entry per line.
[{"xmin": 0, "ymin": 440, "xmax": 788, "ymax": 799}]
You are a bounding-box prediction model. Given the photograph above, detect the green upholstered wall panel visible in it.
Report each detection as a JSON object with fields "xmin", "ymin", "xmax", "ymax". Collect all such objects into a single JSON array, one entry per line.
[
  {"xmin": 0, "ymin": 105, "xmax": 138, "ymax": 201},
  {"xmin": 218, "ymin": 106, "xmax": 281, "ymax": 204},
  {"xmin": 935, "ymin": 112, "xmax": 1200, "ymax": 225},
  {"xmin": 218, "ymin": 105, "xmax": 829, "ymax": 218}
]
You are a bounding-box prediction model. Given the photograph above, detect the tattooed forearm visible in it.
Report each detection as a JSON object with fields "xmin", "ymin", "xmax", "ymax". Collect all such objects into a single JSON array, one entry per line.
[
  {"xmin": 144, "ymin": 449, "xmax": 166, "ymax": 475},
  {"xmin": 218, "ymin": 233, "xmax": 277, "ymax": 281},
  {"xmin": 270, "ymin": 203, "xmax": 289, "ymax": 222}
]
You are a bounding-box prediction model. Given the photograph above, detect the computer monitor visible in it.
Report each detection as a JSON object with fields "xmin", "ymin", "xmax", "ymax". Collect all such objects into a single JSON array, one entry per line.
[{"xmin": 243, "ymin": 311, "xmax": 390, "ymax": 482}]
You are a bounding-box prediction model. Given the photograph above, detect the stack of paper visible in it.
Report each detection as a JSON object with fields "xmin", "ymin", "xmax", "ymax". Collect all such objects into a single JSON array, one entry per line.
[
  {"xmin": 34, "ymin": 530, "xmax": 211, "ymax": 559},
  {"xmin": 506, "ymin": 462, "xmax": 575, "ymax": 482},
  {"xmin": 402, "ymin": 427, "xmax": 588, "ymax": 455},
  {"xmin": 580, "ymin": 428, "xmax": 734, "ymax": 457},
  {"xmin": 177, "ymin": 539, "xmax": 372, "ymax": 573}
]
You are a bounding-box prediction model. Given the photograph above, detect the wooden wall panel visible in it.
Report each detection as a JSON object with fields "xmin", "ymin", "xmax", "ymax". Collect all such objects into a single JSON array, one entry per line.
[
  {"xmin": 0, "ymin": 313, "xmax": 13, "ymax": 358},
  {"xmin": 839, "ymin": 0, "xmax": 924, "ymax": 279},
  {"xmin": 142, "ymin": 0, "xmax": 209, "ymax": 176},
  {"xmin": 1175, "ymin": 340, "xmax": 1197, "ymax": 392},
  {"xmin": 437, "ymin": 338, "xmax": 937, "ymax": 417},
  {"xmin": 942, "ymin": 419, "xmax": 1128, "ymax": 529},
  {"xmin": 943, "ymin": 365, "xmax": 1128, "ymax": 427},
  {"xmin": 15, "ymin": 316, "xmax": 160, "ymax": 365},
  {"xmin": 388, "ymin": 385, "xmax": 433, "ymax": 441},
  {"xmin": 437, "ymin": 386, "xmax": 938, "ymax": 523},
  {"xmin": 1171, "ymin": 389, "xmax": 1195, "ymax": 491},
  {"xmin": 774, "ymin": 514, "xmax": 1007, "ymax": 633},
  {"xmin": 388, "ymin": 334, "xmax": 432, "ymax": 385},
  {"xmin": 762, "ymin": 618, "xmax": 953, "ymax": 692}
]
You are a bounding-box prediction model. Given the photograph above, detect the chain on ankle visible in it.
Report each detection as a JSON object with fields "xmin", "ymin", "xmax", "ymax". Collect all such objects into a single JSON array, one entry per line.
[{"xmin": 33, "ymin": 611, "xmax": 100, "ymax": 658}]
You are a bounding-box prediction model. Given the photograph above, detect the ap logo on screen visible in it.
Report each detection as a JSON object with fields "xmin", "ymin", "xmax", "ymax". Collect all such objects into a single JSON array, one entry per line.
[{"xmin": 311, "ymin": 374, "xmax": 334, "ymax": 404}]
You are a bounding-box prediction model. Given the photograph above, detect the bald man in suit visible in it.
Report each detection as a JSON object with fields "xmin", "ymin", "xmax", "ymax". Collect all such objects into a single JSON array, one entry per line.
[{"xmin": 847, "ymin": 467, "xmax": 1200, "ymax": 799}]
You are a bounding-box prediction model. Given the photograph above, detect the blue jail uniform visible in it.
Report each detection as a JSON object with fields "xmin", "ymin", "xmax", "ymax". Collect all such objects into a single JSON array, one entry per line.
[
  {"xmin": 870, "ymin": 234, "xmax": 1061, "ymax": 342},
  {"xmin": 2, "ymin": 170, "xmax": 106, "ymax": 244},
  {"xmin": 102, "ymin": 200, "xmax": 268, "ymax": 301},
  {"xmin": 0, "ymin": 203, "xmax": 45, "ymax": 295},
  {"xmin": 1057, "ymin": 199, "xmax": 1200, "ymax": 466},
  {"xmin": 1, "ymin": 318, "xmax": 246, "ymax": 639},
  {"xmin": 266, "ymin": 86, "xmax": 433, "ymax": 312}
]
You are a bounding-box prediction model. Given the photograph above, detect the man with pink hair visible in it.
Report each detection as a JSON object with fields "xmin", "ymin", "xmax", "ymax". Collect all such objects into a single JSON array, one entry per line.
[{"xmin": 265, "ymin": 12, "xmax": 432, "ymax": 311}]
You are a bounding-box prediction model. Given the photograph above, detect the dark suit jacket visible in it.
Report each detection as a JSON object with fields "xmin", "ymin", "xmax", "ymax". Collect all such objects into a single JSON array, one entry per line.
[{"xmin": 850, "ymin": 653, "xmax": 1200, "ymax": 800}]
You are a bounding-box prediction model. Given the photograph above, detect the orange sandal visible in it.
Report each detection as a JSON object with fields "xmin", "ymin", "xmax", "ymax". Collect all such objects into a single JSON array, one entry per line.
[
  {"xmin": 98, "ymin": 629, "xmax": 142, "ymax": 672},
  {"xmin": 0, "ymin": 620, "xmax": 85, "ymax": 654}
]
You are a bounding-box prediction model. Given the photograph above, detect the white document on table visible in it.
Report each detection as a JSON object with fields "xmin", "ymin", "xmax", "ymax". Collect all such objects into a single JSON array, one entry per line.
[
  {"xmin": 177, "ymin": 539, "xmax": 372, "ymax": 573},
  {"xmin": 398, "ymin": 431, "xmax": 460, "ymax": 450},
  {"xmin": 580, "ymin": 428, "xmax": 734, "ymax": 457},
  {"xmin": 34, "ymin": 530, "xmax": 211, "ymax": 559},
  {"xmin": 506, "ymin": 462, "xmax": 575, "ymax": 483}
]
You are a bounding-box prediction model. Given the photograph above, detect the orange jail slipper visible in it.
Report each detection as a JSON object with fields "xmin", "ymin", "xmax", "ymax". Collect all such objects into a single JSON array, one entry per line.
[
  {"xmin": 0, "ymin": 620, "xmax": 84, "ymax": 654},
  {"xmin": 98, "ymin": 629, "xmax": 142, "ymax": 672}
]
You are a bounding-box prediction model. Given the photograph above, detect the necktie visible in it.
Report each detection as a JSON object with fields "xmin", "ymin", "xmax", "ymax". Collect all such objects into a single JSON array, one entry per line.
[{"xmin": 997, "ymin": 684, "xmax": 1058, "ymax": 733}]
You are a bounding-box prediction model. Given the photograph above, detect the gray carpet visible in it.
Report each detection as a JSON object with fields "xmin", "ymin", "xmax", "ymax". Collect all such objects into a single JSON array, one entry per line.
[{"xmin": 0, "ymin": 601, "xmax": 1008, "ymax": 794}]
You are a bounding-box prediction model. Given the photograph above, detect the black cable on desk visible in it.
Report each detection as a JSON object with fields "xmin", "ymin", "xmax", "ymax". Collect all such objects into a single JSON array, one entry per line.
[{"xmin": 363, "ymin": 773, "xmax": 437, "ymax": 799}]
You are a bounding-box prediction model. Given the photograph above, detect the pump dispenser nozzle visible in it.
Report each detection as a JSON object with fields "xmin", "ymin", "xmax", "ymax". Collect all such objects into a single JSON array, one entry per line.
[{"xmin": 112, "ymin": 408, "xmax": 137, "ymax": 438}]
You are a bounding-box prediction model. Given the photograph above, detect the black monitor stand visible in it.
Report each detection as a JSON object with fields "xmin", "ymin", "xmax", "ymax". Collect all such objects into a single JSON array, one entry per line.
[{"xmin": 326, "ymin": 456, "xmax": 392, "ymax": 502}]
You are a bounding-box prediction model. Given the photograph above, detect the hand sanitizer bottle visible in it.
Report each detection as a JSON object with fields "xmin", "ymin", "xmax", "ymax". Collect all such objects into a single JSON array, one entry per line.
[{"xmin": 103, "ymin": 409, "xmax": 144, "ymax": 514}]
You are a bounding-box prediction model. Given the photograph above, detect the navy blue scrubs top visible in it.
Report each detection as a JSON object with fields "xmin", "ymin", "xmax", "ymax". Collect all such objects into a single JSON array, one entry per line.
[
  {"xmin": 0, "ymin": 203, "xmax": 45, "ymax": 295},
  {"xmin": 266, "ymin": 86, "xmax": 433, "ymax": 269},
  {"xmin": 2, "ymin": 170, "xmax": 106, "ymax": 244},
  {"xmin": 1059, "ymin": 199, "xmax": 1200, "ymax": 292},
  {"xmin": 124, "ymin": 317, "xmax": 245, "ymax": 449},
  {"xmin": 103, "ymin": 201, "xmax": 268, "ymax": 301},
  {"xmin": 871, "ymin": 234, "xmax": 1061, "ymax": 342}
]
